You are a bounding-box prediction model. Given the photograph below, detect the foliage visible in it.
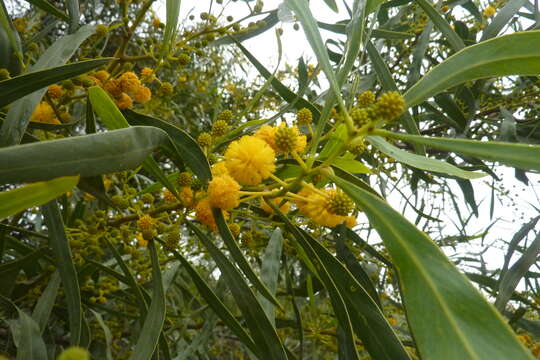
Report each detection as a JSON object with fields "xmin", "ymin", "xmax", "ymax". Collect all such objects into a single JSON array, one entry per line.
[{"xmin": 1, "ymin": 0, "xmax": 540, "ymax": 359}]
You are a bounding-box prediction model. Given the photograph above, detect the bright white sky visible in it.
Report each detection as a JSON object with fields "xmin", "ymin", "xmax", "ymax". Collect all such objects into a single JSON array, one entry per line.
[{"xmin": 152, "ymin": 0, "xmax": 540, "ymax": 274}]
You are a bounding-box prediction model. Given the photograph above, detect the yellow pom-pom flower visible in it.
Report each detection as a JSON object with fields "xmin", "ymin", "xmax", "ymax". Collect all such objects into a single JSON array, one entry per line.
[
  {"xmin": 119, "ymin": 71, "xmax": 141, "ymax": 93},
  {"xmin": 134, "ymin": 85, "xmax": 152, "ymax": 103},
  {"xmin": 30, "ymin": 102, "xmax": 59, "ymax": 124},
  {"xmin": 274, "ymin": 124, "xmax": 307, "ymax": 154},
  {"xmin": 483, "ymin": 5, "xmax": 496, "ymax": 17},
  {"xmin": 211, "ymin": 161, "xmax": 229, "ymax": 176},
  {"xmin": 254, "ymin": 124, "xmax": 277, "ymax": 151},
  {"xmin": 207, "ymin": 174, "xmax": 241, "ymax": 210},
  {"xmin": 195, "ymin": 198, "xmax": 229, "ymax": 232},
  {"xmin": 295, "ymin": 186, "xmax": 347, "ymax": 227},
  {"xmin": 116, "ymin": 93, "xmax": 133, "ymax": 109},
  {"xmin": 224, "ymin": 135, "xmax": 276, "ymax": 186},
  {"xmin": 180, "ymin": 186, "xmax": 194, "ymax": 207},
  {"xmin": 57, "ymin": 346, "xmax": 90, "ymax": 360},
  {"xmin": 47, "ymin": 84, "xmax": 64, "ymax": 99}
]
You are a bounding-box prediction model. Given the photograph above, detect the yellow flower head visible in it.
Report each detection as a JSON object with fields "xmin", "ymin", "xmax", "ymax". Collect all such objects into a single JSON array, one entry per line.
[
  {"xmin": 195, "ymin": 198, "xmax": 229, "ymax": 232},
  {"xmin": 134, "ymin": 85, "xmax": 152, "ymax": 103},
  {"xmin": 260, "ymin": 197, "xmax": 290, "ymax": 215},
  {"xmin": 254, "ymin": 124, "xmax": 277, "ymax": 151},
  {"xmin": 137, "ymin": 215, "xmax": 155, "ymax": 231},
  {"xmin": 483, "ymin": 5, "xmax": 496, "ymax": 17},
  {"xmin": 47, "ymin": 84, "xmax": 64, "ymax": 99},
  {"xmin": 116, "ymin": 93, "xmax": 133, "ymax": 109},
  {"xmin": 208, "ymin": 174, "xmax": 241, "ymax": 210},
  {"xmin": 94, "ymin": 70, "xmax": 110, "ymax": 83},
  {"xmin": 224, "ymin": 135, "xmax": 276, "ymax": 186},
  {"xmin": 103, "ymin": 78, "xmax": 122, "ymax": 97},
  {"xmin": 211, "ymin": 161, "xmax": 230, "ymax": 176},
  {"xmin": 163, "ymin": 189, "xmax": 177, "ymax": 203},
  {"xmin": 119, "ymin": 71, "xmax": 141, "ymax": 93},
  {"xmin": 180, "ymin": 186, "xmax": 194, "ymax": 207},
  {"xmin": 295, "ymin": 186, "xmax": 346, "ymax": 227},
  {"xmin": 31, "ymin": 102, "xmax": 59, "ymax": 124},
  {"xmin": 274, "ymin": 124, "xmax": 307, "ymax": 154}
]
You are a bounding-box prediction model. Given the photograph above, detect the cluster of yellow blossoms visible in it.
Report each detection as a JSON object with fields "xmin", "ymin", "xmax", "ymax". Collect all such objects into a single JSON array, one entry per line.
[
  {"xmin": 101, "ymin": 70, "xmax": 152, "ymax": 109},
  {"xmin": 192, "ymin": 114, "xmax": 357, "ymax": 231},
  {"xmin": 30, "ymin": 68, "xmax": 154, "ymax": 125}
]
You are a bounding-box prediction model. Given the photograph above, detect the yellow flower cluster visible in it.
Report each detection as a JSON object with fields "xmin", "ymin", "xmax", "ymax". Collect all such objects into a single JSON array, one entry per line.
[
  {"xmin": 254, "ymin": 123, "xmax": 307, "ymax": 154},
  {"xmin": 224, "ymin": 135, "xmax": 276, "ymax": 186},
  {"xmin": 295, "ymin": 185, "xmax": 354, "ymax": 227},
  {"xmin": 30, "ymin": 102, "xmax": 60, "ymax": 124},
  {"xmin": 102, "ymin": 71, "xmax": 152, "ymax": 109}
]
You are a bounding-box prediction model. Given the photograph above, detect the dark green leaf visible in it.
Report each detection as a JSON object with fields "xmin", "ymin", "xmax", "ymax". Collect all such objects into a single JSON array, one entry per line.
[
  {"xmin": 129, "ymin": 241, "xmax": 166, "ymax": 360},
  {"xmin": 331, "ymin": 174, "xmax": 534, "ymax": 360},
  {"xmin": 42, "ymin": 201, "xmax": 82, "ymax": 345},
  {"xmin": 0, "ymin": 176, "xmax": 79, "ymax": 219}
]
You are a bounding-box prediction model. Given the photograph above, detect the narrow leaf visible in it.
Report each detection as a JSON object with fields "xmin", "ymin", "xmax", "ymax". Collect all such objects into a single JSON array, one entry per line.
[
  {"xmin": 380, "ymin": 129, "xmax": 540, "ymax": 172},
  {"xmin": 41, "ymin": 201, "xmax": 82, "ymax": 345},
  {"xmin": 259, "ymin": 228, "xmax": 283, "ymax": 325},
  {"xmin": 0, "ymin": 126, "xmax": 169, "ymax": 184},
  {"xmin": 331, "ymin": 173, "xmax": 534, "ymax": 360},
  {"xmin": 404, "ymin": 31, "xmax": 540, "ymax": 107},
  {"xmin": 129, "ymin": 241, "xmax": 166, "ymax": 360},
  {"xmin": 0, "ymin": 176, "xmax": 79, "ymax": 219},
  {"xmin": 32, "ymin": 271, "xmax": 61, "ymax": 334},
  {"xmin": 367, "ymin": 136, "xmax": 486, "ymax": 179}
]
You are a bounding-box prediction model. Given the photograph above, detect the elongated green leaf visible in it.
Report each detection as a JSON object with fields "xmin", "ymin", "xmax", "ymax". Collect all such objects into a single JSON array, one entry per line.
[
  {"xmin": 0, "ymin": 126, "xmax": 169, "ymax": 184},
  {"xmin": 404, "ymin": 31, "xmax": 540, "ymax": 107},
  {"xmin": 415, "ymin": 0, "xmax": 464, "ymax": 51},
  {"xmin": 379, "ymin": 129, "xmax": 540, "ymax": 172},
  {"xmin": 12, "ymin": 308, "xmax": 48, "ymax": 360},
  {"xmin": 0, "ymin": 176, "xmax": 79, "ymax": 219},
  {"xmin": 0, "ymin": 1, "xmax": 22, "ymax": 75},
  {"xmin": 496, "ymin": 233, "xmax": 540, "ymax": 311},
  {"xmin": 259, "ymin": 228, "xmax": 283, "ymax": 325},
  {"xmin": 161, "ymin": 0, "xmax": 181, "ymax": 57},
  {"xmin": 213, "ymin": 210, "xmax": 281, "ymax": 308},
  {"xmin": 368, "ymin": 136, "xmax": 485, "ymax": 179},
  {"xmin": 366, "ymin": 0, "xmax": 386, "ymax": 13},
  {"xmin": 129, "ymin": 241, "xmax": 166, "ymax": 360},
  {"xmin": 66, "ymin": 0, "xmax": 79, "ymax": 32},
  {"xmin": 171, "ymin": 249, "xmax": 259, "ymax": 354},
  {"xmin": 32, "ymin": 271, "xmax": 61, "ymax": 334},
  {"xmin": 124, "ymin": 110, "xmax": 212, "ymax": 182},
  {"xmin": 317, "ymin": 22, "xmax": 413, "ymax": 39},
  {"xmin": 331, "ymin": 174, "xmax": 534, "ymax": 360},
  {"xmin": 88, "ymin": 86, "xmax": 130, "ymax": 129},
  {"xmin": 0, "ymin": 25, "xmax": 96, "ymax": 147},
  {"xmin": 188, "ymin": 222, "xmax": 288, "ymax": 360},
  {"xmin": 41, "ymin": 201, "xmax": 82, "ymax": 345},
  {"xmin": 24, "ymin": 0, "xmax": 69, "ymax": 21},
  {"xmin": 335, "ymin": 228, "xmax": 382, "ymax": 309},
  {"xmin": 322, "ymin": 0, "xmax": 338, "ymax": 12},
  {"xmin": 0, "ymin": 59, "xmax": 110, "ymax": 108},
  {"xmin": 91, "ymin": 310, "xmax": 113, "ymax": 360},
  {"xmin": 480, "ymin": 0, "xmax": 527, "ymax": 41}
]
